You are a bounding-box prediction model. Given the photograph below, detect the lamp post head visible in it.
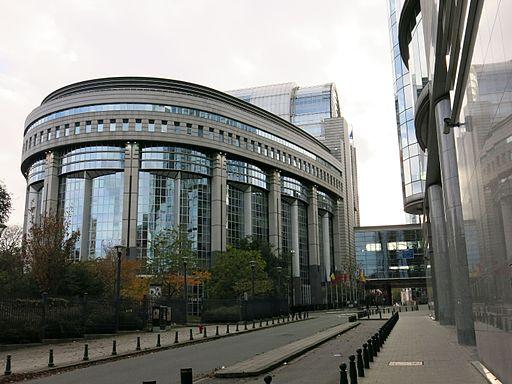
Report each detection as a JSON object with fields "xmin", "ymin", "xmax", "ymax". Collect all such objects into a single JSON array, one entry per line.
[
  {"xmin": 249, "ymin": 260, "xmax": 256, "ymax": 269},
  {"xmin": 114, "ymin": 245, "xmax": 125, "ymax": 255},
  {"xmin": 290, "ymin": 249, "xmax": 295, "ymax": 255},
  {"xmin": 276, "ymin": 266, "xmax": 283, "ymax": 273}
]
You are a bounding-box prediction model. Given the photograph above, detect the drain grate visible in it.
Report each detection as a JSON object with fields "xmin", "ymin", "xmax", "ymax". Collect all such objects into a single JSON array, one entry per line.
[{"xmin": 389, "ymin": 361, "xmax": 424, "ymax": 366}]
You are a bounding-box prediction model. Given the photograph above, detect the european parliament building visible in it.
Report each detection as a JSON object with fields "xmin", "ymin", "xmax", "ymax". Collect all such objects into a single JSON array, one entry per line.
[{"xmin": 21, "ymin": 78, "xmax": 358, "ymax": 306}]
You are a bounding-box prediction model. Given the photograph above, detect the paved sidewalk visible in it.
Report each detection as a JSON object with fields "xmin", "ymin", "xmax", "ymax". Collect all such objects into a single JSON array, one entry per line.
[
  {"xmin": 0, "ymin": 317, "xmax": 297, "ymax": 376},
  {"xmin": 362, "ymin": 309, "xmax": 487, "ymax": 384}
]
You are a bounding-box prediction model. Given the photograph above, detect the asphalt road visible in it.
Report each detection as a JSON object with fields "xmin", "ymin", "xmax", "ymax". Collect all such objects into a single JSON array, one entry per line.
[
  {"xmin": 200, "ymin": 320, "xmax": 386, "ymax": 384},
  {"xmin": 26, "ymin": 312, "xmax": 352, "ymax": 384}
]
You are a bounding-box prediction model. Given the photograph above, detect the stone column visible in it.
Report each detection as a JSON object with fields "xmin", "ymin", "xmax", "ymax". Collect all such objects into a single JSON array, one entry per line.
[
  {"xmin": 291, "ymin": 200, "xmax": 301, "ymax": 305},
  {"xmin": 43, "ymin": 151, "xmax": 60, "ymax": 215},
  {"xmin": 332, "ymin": 198, "xmax": 344, "ymax": 273},
  {"xmin": 427, "ymin": 184, "xmax": 454, "ymax": 325},
  {"xmin": 268, "ymin": 170, "xmax": 282, "ymax": 254},
  {"xmin": 174, "ymin": 172, "xmax": 181, "ymax": 228},
  {"xmin": 80, "ymin": 173, "xmax": 93, "ymax": 261},
  {"xmin": 434, "ymin": 97, "xmax": 475, "ymax": 345},
  {"xmin": 322, "ymin": 213, "xmax": 331, "ymax": 281},
  {"xmin": 24, "ymin": 185, "xmax": 41, "ymax": 234},
  {"xmin": 244, "ymin": 186, "xmax": 252, "ymax": 239},
  {"xmin": 308, "ymin": 186, "xmax": 321, "ymax": 304},
  {"xmin": 121, "ymin": 142, "xmax": 140, "ymax": 259},
  {"xmin": 211, "ymin": 153, "xmax": 227, "ymax": 252}
]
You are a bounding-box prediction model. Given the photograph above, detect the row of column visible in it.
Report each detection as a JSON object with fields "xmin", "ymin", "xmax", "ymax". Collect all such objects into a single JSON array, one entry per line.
[{"xmin": 428, "ymin": 97, "xmax": 475, "ymax": 345}]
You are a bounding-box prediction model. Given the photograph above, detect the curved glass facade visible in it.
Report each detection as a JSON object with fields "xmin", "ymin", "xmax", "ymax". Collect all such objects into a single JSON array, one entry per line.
[
  {"xmin": 60, "ymin": 146, "xmax": 125, "ymax": 175},
  {"xmin": 226, "ymin": 183, "xmax": 245, "ymax": 247},
  {"xmin": 227, "ymin": 160, "xmax": 267, "ymax": 189},
  {"xmin": 141, "ymin": 146, "xmax": 212, "ymax": 176},
  {"xmin": 251, "ymin": 188, "xmax": 268, "ymax": 240},
  {"xmin": 27, "ymin": 159, "xmax": 46, "ymax": 185},
  {"xmin": 281, "ymin": 176, "xmax": 308, "ymax": 202},
  {"xmin": 388, "ymin": 0, "xmax": 427, "ymax": 216},
  {"xmin": 88, "ymin": 172, "xmax": 124, "ymax": 257},
  {"xmin": 58, "ymin": 176, "xmax": 85, "ymax": 260}
]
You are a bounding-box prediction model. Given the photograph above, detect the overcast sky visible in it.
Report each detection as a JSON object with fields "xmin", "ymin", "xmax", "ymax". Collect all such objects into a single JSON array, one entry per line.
[{"xmin": 0, "ymin": 0, "xmax": 405, "ymax": 227}]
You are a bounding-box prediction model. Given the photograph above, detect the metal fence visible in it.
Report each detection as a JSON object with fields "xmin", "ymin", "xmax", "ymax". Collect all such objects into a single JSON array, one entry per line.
[
  {"xmin": 0, "ymin": 295, "xmax": 187, "ymax": 344},
  {"xmin": 201, "ymin": 297, "xmax": 289, "ymax": 323}
]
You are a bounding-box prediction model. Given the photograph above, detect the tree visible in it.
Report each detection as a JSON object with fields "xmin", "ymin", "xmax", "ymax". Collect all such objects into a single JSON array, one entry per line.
[
  {"xmin": 23, "ymin": 213, "xmax": 80, "ymax": 294},
  {"xmin": 208, "ymin": 247, "xmax": 272, "ymax": 299},
  {"xmin": 239, "ymin": 237, "xmax": 290, "ymax": 296},
  {"xmin": 147, "ymin": 226, "xmax": 209, "ymax": 297},
  {"xmin": 0, "ymin": 225, "xmax": 36, "ymax": 297},
  {"xmin": 0, "ymin": 182, "xmax": 12, "ymax": 225}
]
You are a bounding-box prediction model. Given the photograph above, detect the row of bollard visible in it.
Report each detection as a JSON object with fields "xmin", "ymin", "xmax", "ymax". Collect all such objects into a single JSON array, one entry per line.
[
  {"xmin": 339, "ymin": 312, "xmax": 399, "ymax": 384},
  {"xmin": 3, "ymin": 312, "xmax": 310, "ymax": 376}
]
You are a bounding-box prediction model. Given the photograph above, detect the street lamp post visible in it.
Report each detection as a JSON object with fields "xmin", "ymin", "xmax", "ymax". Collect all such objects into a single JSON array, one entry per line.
[
  {"xmin": 0, "ymin": 224, "xmax": 6, "ymax": 237},
  {"xmin": 289, "ymin": 250, "xmax": 295, "ymax": 306},
  {"xmin": 249, "ymin": 260, "xmax": 256, "ymax": 297},
  {"xmin": 113, "ymin": 245, "xmax": 125, "ymax": 333},
  {"xmin": 182, "ymin": 257, "xmax": 188, "ymax": 324}
]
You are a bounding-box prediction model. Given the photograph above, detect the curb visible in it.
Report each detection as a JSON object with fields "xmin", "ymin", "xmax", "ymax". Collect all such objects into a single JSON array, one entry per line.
[{"xmin": 0, "ymin": 316, "xmax": 314, "ymax": 383}]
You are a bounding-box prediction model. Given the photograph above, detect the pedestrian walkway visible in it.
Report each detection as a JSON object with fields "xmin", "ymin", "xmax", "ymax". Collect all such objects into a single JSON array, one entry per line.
[
  {"xmin": 361, "ymin": 308, "xmax": 487, "ymax": 384},
  {"xmin": 0, "ymin": 316, "xmax": 300, "ymax": 377}
]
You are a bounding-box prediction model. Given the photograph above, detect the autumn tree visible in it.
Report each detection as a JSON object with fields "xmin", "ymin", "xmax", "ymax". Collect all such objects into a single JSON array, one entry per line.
[
  {"xmin": 147, "ymin": 226, "xmax": 209, "ymax": 297},
  {"xmin": 23, "ymin": 213, "xmax": 79, "ymax": 294},
  {"xmin": 208, "ymin": 247, "xmax": 272, "ymax": 299}
]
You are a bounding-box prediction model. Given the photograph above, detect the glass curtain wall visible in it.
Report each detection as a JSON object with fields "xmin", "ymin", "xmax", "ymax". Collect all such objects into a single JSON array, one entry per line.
[
  {"xmin": 454, "ymin": 1, "xmax": 512, "ymax": 379},
  {"xmin": 58, "ymin": 176, "xmax": 85, "ymax": 260},
  {"xmin": 226, "ymin": 184, "xmax": 245, "ymax": 247}
]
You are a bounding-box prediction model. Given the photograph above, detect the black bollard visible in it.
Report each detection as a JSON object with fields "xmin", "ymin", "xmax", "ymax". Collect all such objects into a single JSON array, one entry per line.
[
  {"xmin": 83, "ymin": 344, "xmax": 89, "ymax": 361},
  {"xmin": 266, "ymin": 319, "xmax": 269, "ymax": 326},
  {"xmin": 244, "ymin": 322, "xmax": 248, "ymax": 330},
  {"xmin": 260, "ymin": 319, "xmax": 263, "ymax": 327},
  {"xmin": 216, "ymin": 325, "xmax": 219, "ymax": 336},
  {"xmin": 356, "ymin": 349, "xmax": 364, "ymax": 377},
  {"xmin": 367, "ymin": 339, "xmax": 374, "ymax": 361},
  {"xmin": 339, "ymin": 363, "xmax": 349, "ymax": 384},
  {"xmin": 156, "ymin": 334, "xmax": 161, "ymax": 347},
  {"xmin": 272, "ymin": 318, "xmax": 275, "ymax": 325},
  {"xmin": 264, "ymin": 375, "xmax": 272, "ymax": 383},
  {"xmin": 203, "ymin": 326, "xmax": 207, "ymax": 338},
  {"xmin": 189, "ymin": 329, "xmax": 193, "ymax": 341},
  {"xmin": 252, "ymin": 321, "xmax": 255, "ymax": 329},
  {"xmin": 180, "ymin": 368, "xmax": 193, "ymax": 384},
  {"xmin": 362, "ymin": 343, "xmax": 370, "ymax": 369},
  {"xmin": 174, "ymin": 331, "xmax": 179, "ymax": 343},
  {"xmin": 348, "ymin": 355, "xmax": 358, "ymax": 384},
  {"xmin": 226, "ymin": 324, "xmax": 230, "ymax": 334},
  {"xmin": 374, "ymin": 334, "xmax": 381, "ymax": 352},
  {"xmin": 136, "ymin": 336, "xmax": 141, "ymax": 351},
  {"xmin": 112, "ymin": 340, "xmax": 117, "ymax": 356},
  {"xmin": 379, "ymin": 310, "xmax": 382, "ymax": 319},
  {"xmin": 236, "ymin": 323, "xmax": 239, "ymax": 332},
  {"xmin": 372, "ymin": 336, "xmax": 379, "ymax": 354},
  {"xmin": 4, "ymin": 355, "xmax": 12, "ymax": 376},
  {"xmin": 48, "ymin": 349, "xmax": 55, "ymax": 368}
]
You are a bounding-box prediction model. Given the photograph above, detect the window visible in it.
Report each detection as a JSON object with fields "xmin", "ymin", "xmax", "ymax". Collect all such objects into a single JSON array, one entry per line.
[
  {"xmin": 161, "ymin": 120, "xmax": 167, "ymax": 133},
  {"xmin": 198, "ymin": 125, "xmax": 203, "ymax": 137},
  {"xmin": 135, "ymin": 119, "xmax": 142, "ymax": 131},
  {"xmin": 219, "ymin": 130, "xmax": 224, "ymax": 142},
  {"xmin": 85, "ymin": 121, "xmax": 92, "ymax": 133},
  {"xmin": 174, "ymin": 121, "xmax": 180, "ymax": 134},
  {"xmin": 148, "ymin": 119, "xmax": 155, "ymax": 132},
  {"xmin": 40, "ymin": 131, "xmax": 44, "ymax": 143},
  {"xmin": 235, "ymin": 135, "xmax": 240, "ymax": 147},
  {"xmin": 47, "ymin": 129, "xmax": 52, "ymax": 141},
  {"xmin": 97, "ymin": 120, "xmax": 104, "ymax": 132},
  {"xmin": 65, "ymin": 124, "xmax": 70, "ymax": 136},
  {"xmin": 55, "ymin": 126, "xmax": 61, "ymax": 139},
  {"xmin": 186, "ymin": 123, "xmax": 192, "ymax": 135},
  {"xmin": 75, "ymin": 122, "xmax": 81, "ymax": 135},
  {"xmin": 109, "ymin": 119, "xmax": 116, "ymax": 132},
  {"xmin": 122, "ymin": 119, "xmax": 129, "ymax": 131},
  {"xmin": 209, "ymin": 127, "xmax": 215, "ymax": 139}
]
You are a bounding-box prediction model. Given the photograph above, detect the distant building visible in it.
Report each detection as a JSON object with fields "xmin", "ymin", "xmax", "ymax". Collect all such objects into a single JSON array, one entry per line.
[
  {"xmin": 228, "ymin": 82, "xmax": 360, "ymax": 299},
  {"xmin": 355, "ymin": 224, "xmax": 426, "ymax": 305},
  {"xmin": 21, "ymin": 77, "xmax": 351, "ymax": 307}
]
